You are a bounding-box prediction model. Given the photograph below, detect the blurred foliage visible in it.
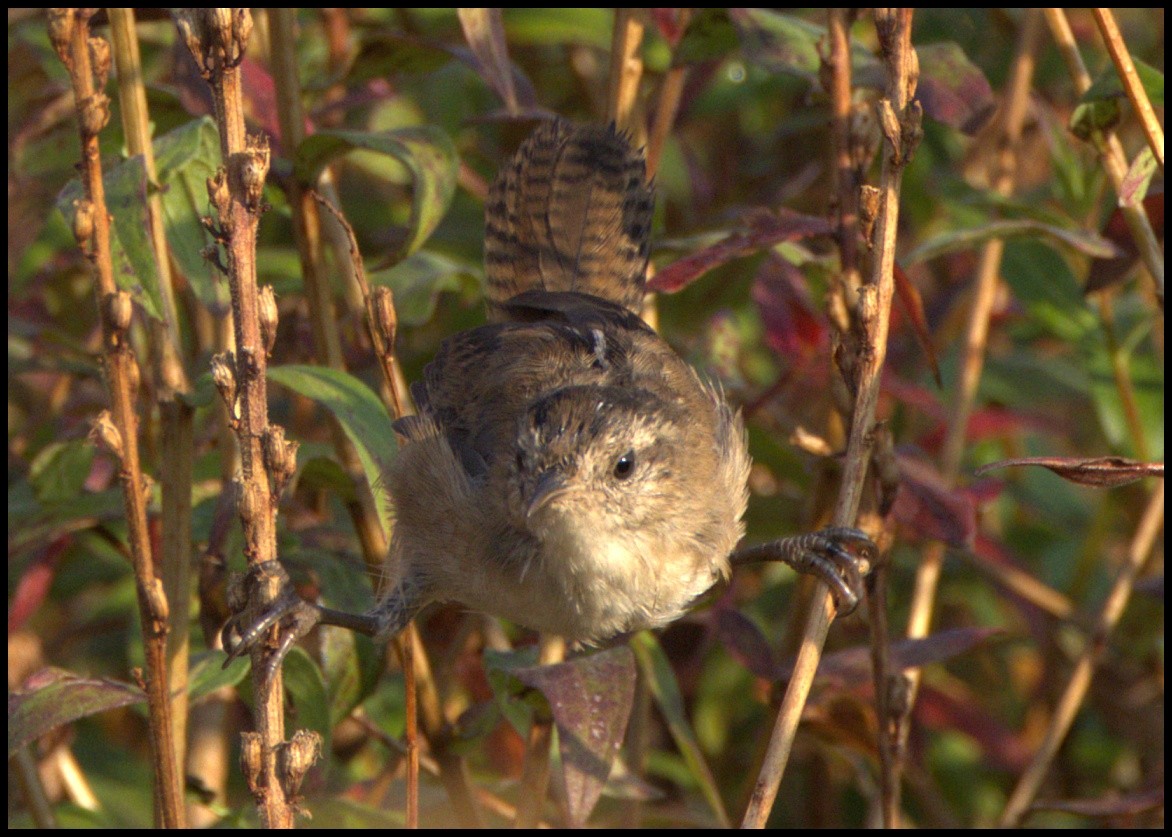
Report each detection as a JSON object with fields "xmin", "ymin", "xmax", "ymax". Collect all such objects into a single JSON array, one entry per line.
[{"xmin": 7, "ymin": 8, "xmax": 1164, "ymax": 829}]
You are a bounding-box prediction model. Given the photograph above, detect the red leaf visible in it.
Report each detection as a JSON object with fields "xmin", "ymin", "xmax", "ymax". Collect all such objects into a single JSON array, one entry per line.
[
  {"xmin": 8, "ymin": 536, "xmax": 69, "ymax": 634},
  {"xmin": 650, "ymin": 208, "xmax": 831, "ymax": 293},
  {"xmin": 751, "ymin": 254, "xmax": 826, "ymax": 360},
  {"xmin": 892, "ymin": 262, "xmax": 941, "ymax": 386},
  {"xmin": 1085, "ymin": 188, "xmax": 1163, "ymax": 294}
]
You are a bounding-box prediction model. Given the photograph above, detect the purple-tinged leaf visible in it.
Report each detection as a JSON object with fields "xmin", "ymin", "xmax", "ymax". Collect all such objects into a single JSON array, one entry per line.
[
  {"xmin": 651, "ymin": 208, "xmax": 831, "ymax": 294},
  {"xmin": 892, "ymin": 451, "xmax": 976, "ymax": 547},
  {"xmin": 9, "ymin": 668, "xmax": 144, "ymax": 756},
  {"xmin": 915, "ymin": 42, "xmax": 995, "ymax": 134},
  {"xmin": 974, "ymin": 456, "xmax": 1163, "ymax": 487},
  {"xmin": 512, "ymin": 646, "xmax": 635, "ymax": 827}
]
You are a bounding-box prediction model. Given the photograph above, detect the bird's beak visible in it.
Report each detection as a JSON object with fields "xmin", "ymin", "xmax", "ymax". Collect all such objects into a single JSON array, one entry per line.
[{"xmin": 526, "ymin": 470, "xmax": 570, "ymax": 521}]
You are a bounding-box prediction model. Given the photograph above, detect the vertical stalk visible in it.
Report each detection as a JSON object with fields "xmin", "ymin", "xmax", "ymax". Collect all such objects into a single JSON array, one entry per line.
[
  {"xmin": 108, "ymin": 8, "xmax": 196, "ymax": 782},
  {"xmin": 48, "ymin": 8, "xmax": 185, "ymax": 828},
  {"xmin": 740, "ymin": 9, "xmax": 920, "ymax": 828},
  {"xmin": 173, "ymin": 9, "xmax": 306, "ymax": 828}
]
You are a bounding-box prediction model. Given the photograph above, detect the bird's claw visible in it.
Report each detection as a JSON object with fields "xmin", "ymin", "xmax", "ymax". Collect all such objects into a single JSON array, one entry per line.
[
  {"xmin": 732, "ymin": 526, "xmax": 876, "ymax": 617},
  {"xmin": 220, "ymin": 560, "xmax": 323, "ymax": 682}
]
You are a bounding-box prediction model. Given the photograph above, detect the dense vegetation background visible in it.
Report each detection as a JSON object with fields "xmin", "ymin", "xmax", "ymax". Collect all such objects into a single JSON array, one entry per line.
[{"xmin": 8, "ymin": 8, "xmax": 1164, "ymax": 828}]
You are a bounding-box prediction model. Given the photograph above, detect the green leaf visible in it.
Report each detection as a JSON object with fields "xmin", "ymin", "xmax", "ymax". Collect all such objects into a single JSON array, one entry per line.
[
  {"xmin": 267, "ymin": 365, "xmax": 397, "ymax": 542},
  {"xmin": 188, "ymin": 650, "xmax": 250, "ymax": 702},
  {"xmin": 282, "ymin": 646, "xmax": 332, "ymax": 758},
  {"xmin": 9, "ymin": 667, "xmax": 144, "ymax": 756},
  {"xmin": 152, "ymin": 117, "xmax": 230, "ymax": 313},
  {"xmin": 673, "ymin": 9, "xmax": 739, "ymax": 66},
  {"xmin": 294, "ymin": 126, "xmax": 458, "ymax": 263},
  {"xmin": 28, "ymin": 440, "xmax": 94, "ymax": 504},
  {"xmin": 484, "ymin": 646, "xmax": 545, "ymax": 735},
  {"xmin": 1080, "ymin": 57, "xmax": 1164, "ymax": 109},
  {"xmin": 732, "ymin": 10, "xmax": 885, "ymax": 88},
  {"xmin": 501, "ymin": 8, "xmax": 614, "ymax": 50},
  {"xmin": 369, "ymin": 250, "xmax": 481, "ymax": 325},
  {"xmin": 57, "ymin": 158, "xmax": 164, "ymax": 320},
  {"xmin": 630, "ymin": 632, "xmax": 731, "ymax": 828},
  {"xmin": 905, "ymin": 218, "xmax": 1121, "ymax": 265}
]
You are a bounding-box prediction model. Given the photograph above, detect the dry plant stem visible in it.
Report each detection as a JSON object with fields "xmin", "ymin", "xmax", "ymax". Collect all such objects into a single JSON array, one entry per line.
[
  {"xmin": 896, "ymin": 5, "xmax": 1044, "ymax": 820},
  {"xmin": 514, "ymin": 635, "xmax": 566, "ymax": 828},
  {"xmin": 48, "ymin": 8, "xmax": 185, "ymax": 828},
  {"xmin": 108, "ymin": 7, "xmax": 196, "ymax": 777},
  {"xmin": 824, "ymin": 8, "xmax": 902, "ymax": 827},
  {"xmin": 314, "ymin": 193, "xmax": 481, "ymax": 827},
  {"xmin": 1000, "ymin": 481, "xmax": 1164, "ymax": 826},
  {"xmin": 740, "ymin": 9, "xmax": 919, "ymax": 828},
  {"xmin": 645, "ymin": 8, "xmax": 693, "ymax": 180},
  {"xmin": 1044, "ymin": 9, "xmax": 1164, "ymax": 306},
  {"xmin": 1092, "ymin": 8, "xmax": 1164, "ymax": 169},
  {"xmin": 173, "ymin": 8, "xmax": 295, "ymax": 828},
  {"xmin": 606, "ymin": 8, "xmax": 645, "ymax": 134}
]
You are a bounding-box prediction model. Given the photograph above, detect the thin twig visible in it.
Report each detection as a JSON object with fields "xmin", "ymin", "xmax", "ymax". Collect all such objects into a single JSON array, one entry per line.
[
  {"xmin": 1000, "ymin": 481, "xmax": 1164, "ymax": 826},
  {"xmin": 606, "ymin": 8, "xmax": 645, "ymax": 135},
  {"xmin": 108, "ymin": 7, "xmax": 196, "ymax": 779},
  {"xmin": 48, "ymin": 8, "xmax": 185, "ymax": 827},
  {"xmin": 1044, "ymin": 9, "xmax": 1164, "ymax": 306},
  {"xmin": 1091, "ymin": 8, "xmax": 1164, "ymax": 170},
  {"xmin": 740, "ymin": 9, "xmax": 920, "ymax": 827}
]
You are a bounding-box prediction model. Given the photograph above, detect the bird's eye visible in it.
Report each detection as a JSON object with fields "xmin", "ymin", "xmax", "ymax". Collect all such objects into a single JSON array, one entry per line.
[{"xmin": 613, "ymin": 450, "xmax": 636, "ymax": 480}]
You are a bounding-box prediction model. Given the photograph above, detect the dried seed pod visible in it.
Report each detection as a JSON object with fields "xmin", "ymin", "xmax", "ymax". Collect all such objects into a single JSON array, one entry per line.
[
  {"xmin": 258, "ymin": 285, "xmax": 279, "ymax": 356},
  {"xmin": 80, "ymin": 93, "xmax": 111, "ymax": 137},
  {"xmin": 105, "ymin": 290, "xmax": 134, "ymax": 333},
  {"xmin": 47, "ymin": 9, "xmax": 76, "ymax": 66},
  {"xmin": 372, "ymin": 286, "xmax": 398, "ymax": 351},
  {"xmin": 72, "ymin": 199, "xmax": 96, "ymax": 248},
  {"xmin": 88, "ymin": 35, "xmax": 110, "ymax": 89},
  {"xmin": 90, "ymin": 410, "xmax": 125, "ymax": 461}
]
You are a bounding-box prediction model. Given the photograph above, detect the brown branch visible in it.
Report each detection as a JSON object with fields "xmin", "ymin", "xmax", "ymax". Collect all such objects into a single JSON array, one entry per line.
[
  {"xmin": 173, "ymin": 8, "xmax": 302, "ymax": 828},
  {"xmin": 740, "ymin": 9, "xmax": 921, "ymax": 827},
  {"xmin": 606, "ymin": 8, "xmax": 645, "ymax": 136},
  {"xmin": 108, "ymin": 8, "xmax": 196, "ymax": 782},
  {"xmin": 1092, "ymin": 8, "xmax": 1164, "ymax": 170},
  {"xmin": 1000, "ymin": 481, "xmax": 1164, "ymax": 825},
  {"xmin": 645, "ymin": 8, "xmax": 693, "ymax": 181},
  {"xmin": 48, "ymin": 8, "xmax": 185, "ymax": 828}
]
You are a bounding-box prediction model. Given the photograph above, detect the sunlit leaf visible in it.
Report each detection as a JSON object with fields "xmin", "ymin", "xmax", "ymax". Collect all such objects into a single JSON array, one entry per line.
[
  {"xmin": 651, "ymin": 209, "xmax": 831, "ymax": 293},
  {"xmin": 152, "ymin": 117, "xmax": 229, "ymax": 312},
  {"xmin": 294, "ymin": 126, "xmax": 458, "ymax": 263},
  {"xmin": 267, "ymin": 365, "xmax": 397, "ymax": 541}
]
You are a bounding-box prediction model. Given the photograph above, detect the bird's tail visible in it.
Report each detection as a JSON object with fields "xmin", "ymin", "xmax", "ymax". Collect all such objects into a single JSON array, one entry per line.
[{"xmin": 484, "ymin": 120, "xmax": 654, "ymax": 317}]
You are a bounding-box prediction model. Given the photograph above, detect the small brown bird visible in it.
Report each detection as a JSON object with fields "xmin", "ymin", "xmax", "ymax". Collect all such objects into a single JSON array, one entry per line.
[{"xmin": 225, "ymin": 121, "xmax": 869, "ymax": 668}]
